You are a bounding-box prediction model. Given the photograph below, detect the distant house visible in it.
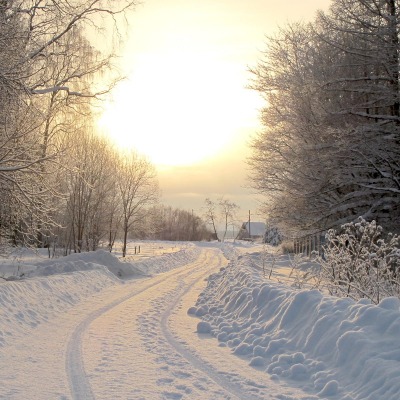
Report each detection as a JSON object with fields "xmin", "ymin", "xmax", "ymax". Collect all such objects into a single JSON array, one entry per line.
[{"xmin": 237, "ymin": 222, "xmax": 266, "ymax": 241}]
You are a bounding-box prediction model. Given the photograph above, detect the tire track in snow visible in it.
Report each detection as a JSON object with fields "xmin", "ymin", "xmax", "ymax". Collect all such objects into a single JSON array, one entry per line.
[
  {"xmin": 66, "ymin": 249, "xmax": 210, "ymax": 400},
  {"xmin": 157, "ymin": 250, "xmax": 264, "ymax": 400},
  {"xmin": 132, "ymin": 247, "xmax": 264, "ymax": 399}
]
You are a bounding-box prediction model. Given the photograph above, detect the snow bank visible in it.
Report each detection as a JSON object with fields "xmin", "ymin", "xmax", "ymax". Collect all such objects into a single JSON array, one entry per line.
[
  {"xmin": 0, "ymin": 250, "xmax": 130, "ymax": 347},
  {"xmin": 0, "ymin": 269, "xmax": 119, "ymax": 348},
  {"xmin": 0, "ymin": 244, "xmax": 202, "ymax": 348},
  {"xmin": 27, "ymin": 249, "xmax": 146, "ymax": 279},
  {"xmin": 189, "ymin": 253, "xmax": 400, "ymax": 400},
  {"xmin": 26, "ymin": 244, "xmax": 201, "ymax": 279},
  {"xmin": 0, "ymin": 247, "xmax": 50, "ymax": 279}
]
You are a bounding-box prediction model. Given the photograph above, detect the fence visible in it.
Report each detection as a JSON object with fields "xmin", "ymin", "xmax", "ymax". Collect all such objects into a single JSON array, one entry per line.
[
  {"xmin": 293, "ymin": 233, "xmax": 325, "ymax": 257},
  {"xmin": 119, "ymin": 242, "xmax": 180, "ymax": 260}
]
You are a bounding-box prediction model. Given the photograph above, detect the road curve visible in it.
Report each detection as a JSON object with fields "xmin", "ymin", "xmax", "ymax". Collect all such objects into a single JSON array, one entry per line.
[
  {"xmin": 70, "ymin": 246, "xmax": 296, "ymax": 400},
  {"xmin": 74, "ymin": 247, "xmax": 248, "ymax": 399},
  {"xmin": 66, "ymin": 249, "xmax": 210, "ymax": 399},
  {"xmin": 0, "ymin": 244, "xmax": 309, "ymax": 400}
]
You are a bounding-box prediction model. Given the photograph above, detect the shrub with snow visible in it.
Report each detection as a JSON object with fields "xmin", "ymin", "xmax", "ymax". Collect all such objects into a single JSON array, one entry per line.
[
  {"xmin": 264, "ymin": 225, "xmax": 283, "ymax": 246},
  {"xmin": 317, "ymin": 217, "xmax": 400, "ymax": 304}
]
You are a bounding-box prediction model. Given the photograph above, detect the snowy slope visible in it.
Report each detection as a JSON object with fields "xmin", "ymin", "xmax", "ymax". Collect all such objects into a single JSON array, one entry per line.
[
  {"xmin": 0, "ymin": 269, "xmax": 119, "ymax": 348},
  {"xmin": 0, "ymin": 244, "xmax": 199, "ymax": 348},
  {"xmin": 28, "ymin": 243, "xmax": 200, "ymax": 279},
  {"xmin": 190, "ymin": 248, "xmax": 400, "ymax": 400}
]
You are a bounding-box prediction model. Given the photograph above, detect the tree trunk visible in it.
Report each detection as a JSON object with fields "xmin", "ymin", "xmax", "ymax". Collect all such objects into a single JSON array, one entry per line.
[
  {"xmin": 122, "ymin": 220, "xmax": 128, "ymax": 258},
  {"xmin": 211, "ymin": 218, "xmax": 220, "ymax": 242},
  {"xmin": 388, "ymin": 0, "xmax": 399, "ymax": 119}
]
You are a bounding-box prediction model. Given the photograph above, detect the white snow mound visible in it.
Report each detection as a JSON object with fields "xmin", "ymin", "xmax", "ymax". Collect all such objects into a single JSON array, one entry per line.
[
  {"xmin": 27, "ymin": 249, "xmax": 146, "ymax": 279},
  {"xmin": 0, "ymin": 269, "xmax": 119, "ymax": 348},
  {"xmin": 190, "ymin": 253, "xmax": 400, "ymax": 400},
  {"xmin": 26, "ymin": 245, "xmax": 201, "ymax": 279},
  {"xmin": 0, "ymin": 244, "xmax": 202, "ymax": 348}
]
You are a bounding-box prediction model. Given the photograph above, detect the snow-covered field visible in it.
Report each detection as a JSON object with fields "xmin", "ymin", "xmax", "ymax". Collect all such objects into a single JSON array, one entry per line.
[{"xmin": 0, "ymin": 241, "xmax": 399, "ymax": 399}]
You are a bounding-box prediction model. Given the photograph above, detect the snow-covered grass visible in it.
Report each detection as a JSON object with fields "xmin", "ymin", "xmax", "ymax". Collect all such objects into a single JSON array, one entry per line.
[
  {"xmin": 190, "ymin": 245, "xmax": 400, "ymax": 400},
  {"xmin": 0, "ymin": 247, "xmax": 51, "ymax": 279},
  {"xmin": 110, "ymin": 240, "xmax": 184, "ymax": 261}
]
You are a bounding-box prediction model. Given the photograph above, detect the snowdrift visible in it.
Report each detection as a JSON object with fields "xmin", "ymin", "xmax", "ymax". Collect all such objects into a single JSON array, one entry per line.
[
  {"xmin": 26, "ymin": 243, "xmax": 200, "ymax": 279},
  {"xmin": 189, "ymin": 252, "xmax": 400, "ymax": 400},
  {"xmin": 0, "ymin": 269, "xmax": 119, "ymax": 348},
  {"xmin": 0, "ymin": 244, "xmax": 200, "ymax": 348},
  {"xmin": 28, "ymin": 249, "xmax": 146, "ymax": 279}
]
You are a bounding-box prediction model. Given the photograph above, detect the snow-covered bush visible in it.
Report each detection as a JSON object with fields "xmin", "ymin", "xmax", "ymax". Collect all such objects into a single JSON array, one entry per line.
[
  {"xmin": 280, "ymin": 239, "xmax": 294, "ymax": 254},
  {"xmin": 317, "ymin": 217, "xmax": 400, "ymax": 304},
  {"xmin": 288, "ymin": 253, "xmax": 321, "ymax": 289},
  {"xmin": 264, "ymin": 225, "xmax": 283, "ymax": 246}
]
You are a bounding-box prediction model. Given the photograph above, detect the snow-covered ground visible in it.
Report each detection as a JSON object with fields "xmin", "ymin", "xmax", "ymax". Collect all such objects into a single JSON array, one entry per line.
[{"xmin": 0, "ymin": 241, "xmax": 399, "ymax": 399}]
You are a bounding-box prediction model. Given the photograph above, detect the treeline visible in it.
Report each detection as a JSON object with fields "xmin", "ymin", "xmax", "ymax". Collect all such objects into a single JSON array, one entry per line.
[
  {"xmin": 146, "ymin": 206, "xmax": 213, "ymax": 242},
  {"xmin": 249, "ymin": 0, "xmax": 400, "ymax": 235}
]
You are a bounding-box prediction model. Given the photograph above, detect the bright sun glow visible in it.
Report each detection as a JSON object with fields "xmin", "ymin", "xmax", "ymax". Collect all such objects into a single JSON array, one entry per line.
[{"xmin": 98, "ymin": 51, "xmax": 258, "ymax": 166}]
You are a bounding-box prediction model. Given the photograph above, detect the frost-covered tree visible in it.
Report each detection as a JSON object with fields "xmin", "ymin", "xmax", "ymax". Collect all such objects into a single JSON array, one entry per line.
[
  {"xmin": 219, "ymin": 198, "xmax": 239, "ymax": 242},
  {"xmin": 264, "ymin": 224, "xmax": 283, "ymax": 246},
  {"xmin": 203, "ymin": 197, "xmax": 240, "ymax": 242},
  {"xmin": 315, "ymin": 0, "xmax": 400, "ymax": 231},
  {"xmin": 203, "ymin": 198, "xmax": 220, "ymax": 241},
  {"xmin": 117, "ymin": 151, "xmax": 159, "ymax": 258},
  {"xmin": 61, "ymin": 130, "xmax": 118, "ymax": 253},
  {"xmin": 249, "ymin": 22, "xmax": 341, "ymax": 232},
  {"xmin": 249, "ymin": 0, "xmax": 400, "ymax": 234},
  {"xmin": 0, "ymin": 0, "xmax": 137, "ymax": 246},
  {"xmin": 143, "ymin": 205, "xmax": 212, "ymax": 241}
]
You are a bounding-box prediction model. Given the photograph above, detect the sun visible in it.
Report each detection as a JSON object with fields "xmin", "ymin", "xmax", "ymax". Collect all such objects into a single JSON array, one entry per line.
[{"xmin": 98, "ymin": 52, "xmax": 256, "ymax": 166}]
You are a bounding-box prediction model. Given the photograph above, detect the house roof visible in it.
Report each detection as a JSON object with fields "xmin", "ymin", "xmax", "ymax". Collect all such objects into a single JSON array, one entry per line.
[{"xmin": 243, "ymin": 222, "xmax": 265, "ymax": 236}]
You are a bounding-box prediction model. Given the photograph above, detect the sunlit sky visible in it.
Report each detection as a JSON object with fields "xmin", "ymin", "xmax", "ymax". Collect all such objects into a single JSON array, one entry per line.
[{"xmin": 98, "ymin": 0, "xmax": 332, "ymax": 224}]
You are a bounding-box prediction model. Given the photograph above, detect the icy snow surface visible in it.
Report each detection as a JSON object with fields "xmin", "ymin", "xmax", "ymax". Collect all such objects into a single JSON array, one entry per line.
[{"xmin": 0, "ymin": 241, "xmax": 399, "ymax": 399}]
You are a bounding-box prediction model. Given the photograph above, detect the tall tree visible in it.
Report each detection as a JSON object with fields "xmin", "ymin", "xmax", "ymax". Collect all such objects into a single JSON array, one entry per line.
[
  {"xmin": 148, "ymin": 205, "xmax": 212, "ymax": 241},
  {"xmin": 316, "ymin": 0, "xmax": 400, "ymax": 230},
  {"xmin": 203, "ymin": 198, "xmax": 220, "ymax": 241},
  {"xmin": 248, "ymin": 22, "xmax": 336, "ymax": 233},
  {"xmin": 219, "ymin": 198, "xmax": 239, "ymax": 242},
  {"xmin": 249, "ymin": 0, "xmax": 400, "ymax": 234},
  {"xmin": 117, "ymin": 152, "xmax": 159, "ymax": 257},
  {"xmin": 0, "ymin": 0, "xmax": 137, "ymax": 246},
  {"xmin": 62, "ymin": 129, "xmax": 117, "ymax": 252}
]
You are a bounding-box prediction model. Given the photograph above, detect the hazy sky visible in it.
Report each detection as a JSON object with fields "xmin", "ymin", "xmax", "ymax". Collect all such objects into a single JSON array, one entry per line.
[{"xmin": 99, "ymin": 0, "xmax": 332, "ymax": 223}]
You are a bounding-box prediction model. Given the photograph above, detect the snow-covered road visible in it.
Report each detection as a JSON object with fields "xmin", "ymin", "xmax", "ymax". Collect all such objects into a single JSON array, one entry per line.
[
  {"xmin": 0, "ymin": 246, "xmax": 310, "ymax": 399},
  {"xmin": 81, "ymin": 247, "xmax": 237, "ymax": 399},
  {"xmin": 2, "ymin": 243, "xmax": 399, "ymax": 400}
]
